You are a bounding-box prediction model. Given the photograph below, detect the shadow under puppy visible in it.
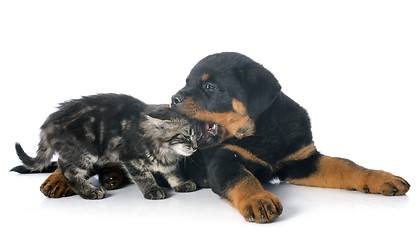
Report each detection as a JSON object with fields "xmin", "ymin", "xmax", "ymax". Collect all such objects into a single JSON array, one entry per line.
[{"xmin": 13, "ymin": 93, "xmax": 222, "ymax": 200}]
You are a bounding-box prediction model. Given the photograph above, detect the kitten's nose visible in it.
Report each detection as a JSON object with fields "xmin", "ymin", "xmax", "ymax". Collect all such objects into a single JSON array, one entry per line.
[
  {"xmin": 171, "ymin": 93, "xmax": 184, "ymax": 106},
  {"xmin": 192, "ymin": 142, "xmax": 198, "ymax": 152}
]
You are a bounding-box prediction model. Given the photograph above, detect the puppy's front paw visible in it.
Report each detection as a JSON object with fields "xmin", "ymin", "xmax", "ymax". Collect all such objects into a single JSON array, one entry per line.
[
  {"xmin": 144, "ymin": 186, "xmax": 166, "ymax": 200},
  {"xmin": 173, "ymin": 180, "xmax": 197, "ymax": 192},
  {"xmin": 237, "ymin": 191, "xmax": 283, "ymax": 223}
]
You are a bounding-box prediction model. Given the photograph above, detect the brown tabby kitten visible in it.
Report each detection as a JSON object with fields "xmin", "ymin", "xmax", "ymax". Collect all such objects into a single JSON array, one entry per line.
[{"xmin": 14, "ymin": 94, "xmax": 221, "ymax": 200}]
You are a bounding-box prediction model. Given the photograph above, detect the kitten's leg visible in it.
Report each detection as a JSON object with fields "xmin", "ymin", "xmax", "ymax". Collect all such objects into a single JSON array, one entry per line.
[
  {"xmin": 59, "ymin": 155, "xmax": 105, "ymax": 200},
  {"xmin": 162, "ymin": 167, "xmax": 197, "ymax": 193},
  {"xmin": 122, "ymin": 161, "xmax": 166, "ymax": 200}
]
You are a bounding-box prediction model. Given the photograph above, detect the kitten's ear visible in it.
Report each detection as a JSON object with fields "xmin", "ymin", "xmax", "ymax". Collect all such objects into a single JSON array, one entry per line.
[{"xmin": 145, "ymin": 115, "xmax": 170, "ymax": 128}]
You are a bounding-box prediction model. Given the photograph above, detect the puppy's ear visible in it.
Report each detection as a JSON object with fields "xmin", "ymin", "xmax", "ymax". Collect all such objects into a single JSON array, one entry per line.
[{"xmin": 236, "ymin": 62, "xmax": 281, "ymax": 119}]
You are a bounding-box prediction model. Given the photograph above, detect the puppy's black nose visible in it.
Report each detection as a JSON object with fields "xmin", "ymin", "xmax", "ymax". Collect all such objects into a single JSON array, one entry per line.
[{"xmin": 171, "ymin": 94, "xmax": 184, "ymax": 105}]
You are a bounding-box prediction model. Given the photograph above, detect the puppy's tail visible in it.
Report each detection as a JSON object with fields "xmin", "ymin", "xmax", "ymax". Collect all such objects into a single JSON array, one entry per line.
[
  {"xmin": 10, "ymin": 162, "xmax": 58, "ymax": 174},
  {"xmin": 12, "ymin": 142, "xmax": 55, "ymax": 173}
]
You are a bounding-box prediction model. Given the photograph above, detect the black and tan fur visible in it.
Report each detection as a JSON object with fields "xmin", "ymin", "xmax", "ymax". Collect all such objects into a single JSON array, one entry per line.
[
  {"xmin": 24, "ymin": 53, "xmax": 409, "ymax": 223},
  {"xmin": 171, "ymin": 52, "xmax": 410, "ymax": 223}
]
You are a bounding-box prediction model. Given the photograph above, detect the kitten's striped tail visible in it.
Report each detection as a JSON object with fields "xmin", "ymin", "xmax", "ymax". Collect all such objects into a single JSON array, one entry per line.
[{"xmin": 12, "ymin": 142, "xmax": 55, "ymax": 173}]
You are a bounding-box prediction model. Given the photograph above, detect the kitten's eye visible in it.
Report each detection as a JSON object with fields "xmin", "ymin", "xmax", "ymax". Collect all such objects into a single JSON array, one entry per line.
[
  {"xmin": 196, "ymin": 135, "xmax": 202, "ymax": 141},
  {"xmin": 203, "ymin": 82, "xmax": 217, "ymax": 92},
  {"xmin": 179, "ymin": 134, "xmax": 191, "ymax": 143}
]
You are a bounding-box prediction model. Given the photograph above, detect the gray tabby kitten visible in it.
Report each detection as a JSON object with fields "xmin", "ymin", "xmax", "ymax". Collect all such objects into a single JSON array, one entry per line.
[{"xmin": 14, "ymin": 94, "xmax": 220, "ymax": 200}]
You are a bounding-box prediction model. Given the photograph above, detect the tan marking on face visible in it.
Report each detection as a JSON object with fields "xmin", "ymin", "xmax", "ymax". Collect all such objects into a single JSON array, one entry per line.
[
  {"xmin": 231, "ymin": 99, "xmax": 247, "ymax": 115},
  {"xmin": 178, "ymin": 98, "xmax": 255, "ymax": 139},
  {"xmin": 201, "ymin": 73, "xmax": 210, "ymax": 81}
]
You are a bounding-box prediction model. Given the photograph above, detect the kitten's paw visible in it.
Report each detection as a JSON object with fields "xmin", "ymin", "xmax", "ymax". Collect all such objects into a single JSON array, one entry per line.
[
  {"xmin": 173, "ymin": 180, "xmax": 197, "ymax": 192},
  {"xmin": 144, "ymin": 186, "xmax": 166, "ymax": 200},
  {"xmin": 79, "ymin": 187, "xmax": 106, "ymax": 200}
]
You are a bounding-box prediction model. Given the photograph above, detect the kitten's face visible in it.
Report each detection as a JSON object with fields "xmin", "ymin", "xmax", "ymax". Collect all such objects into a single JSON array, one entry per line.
[
  {"xmin": 146, "ymin": 109, "xmax": 221, "ymax": 156},
  {"xmin": 167, "ymin": 125, "xmax": 199, "ymax": 156},
  {"xmin": 144, "ymin": 116, "xmax": 202, "ymax": 157},
  {"xmin": 145, "ymin": 108, "xmax": 222, "ymax": 155}
]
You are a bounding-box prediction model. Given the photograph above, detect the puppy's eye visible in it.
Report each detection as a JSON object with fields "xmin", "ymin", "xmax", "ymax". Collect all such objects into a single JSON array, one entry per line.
[{"xmin": 203, "ymin": 82, "xmax": 217, "ymax": 92}]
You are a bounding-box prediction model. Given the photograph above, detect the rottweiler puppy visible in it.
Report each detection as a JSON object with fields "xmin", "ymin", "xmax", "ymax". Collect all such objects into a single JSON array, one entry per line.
[
  {"xmin": 170, "ymin": 52, "xmax": 410, "ymax": 223},
  {"xmin": 34, "ymin": 52, "xmax": 409, "ymax": 223}
]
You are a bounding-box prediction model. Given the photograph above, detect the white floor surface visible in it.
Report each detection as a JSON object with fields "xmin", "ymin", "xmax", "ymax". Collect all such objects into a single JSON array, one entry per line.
[{"xmin": 2, "ymin": 168, "xmax": 416, "ymax": 239}]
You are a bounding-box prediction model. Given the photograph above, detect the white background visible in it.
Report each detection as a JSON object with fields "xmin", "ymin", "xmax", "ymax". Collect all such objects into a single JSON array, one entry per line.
[{"xmin": 1, "ymin": 0, "xmax": 416, "ymax": 239}]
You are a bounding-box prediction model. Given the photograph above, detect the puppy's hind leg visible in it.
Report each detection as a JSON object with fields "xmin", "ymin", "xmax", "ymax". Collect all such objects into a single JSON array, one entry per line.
[
  {"xmin": 281, "ymin": 153, "xmax": 410, "ymax": 196},
  {"xmin": 59, "ymin": 155, "xmax": 105, "ymax": 200}
]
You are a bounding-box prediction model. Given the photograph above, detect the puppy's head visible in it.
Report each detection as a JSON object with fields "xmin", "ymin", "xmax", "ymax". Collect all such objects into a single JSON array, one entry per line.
[{"xmin": 172, "ymin": 52, "xmax": 281, "ymax": 140}]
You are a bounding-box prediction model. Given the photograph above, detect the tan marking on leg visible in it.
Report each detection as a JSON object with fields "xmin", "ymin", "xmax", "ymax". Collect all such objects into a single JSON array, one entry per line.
[
  {"xmin": 280, "ymin": 143, "xmax": 317, "ymax": 162},
  {"xmin": 227, "ymin": 168, "xmax": 283, "ymax": 223},
  {"xmin": 287, "ymin": 155, "xmax": 410, "ymax": 196},
  {"xmin": 223, "ymin": 144, "xmax": 274, "ymax": 171}
]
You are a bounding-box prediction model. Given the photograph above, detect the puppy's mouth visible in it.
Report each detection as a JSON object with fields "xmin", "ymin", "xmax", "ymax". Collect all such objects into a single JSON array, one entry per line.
[
  {"xmin": 203, "ymin": 122, "xmax": 218, "ymax": 136},
  {"xmin": 198, "ymin": 122, "xmax": 220, "ymax": 147}
]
